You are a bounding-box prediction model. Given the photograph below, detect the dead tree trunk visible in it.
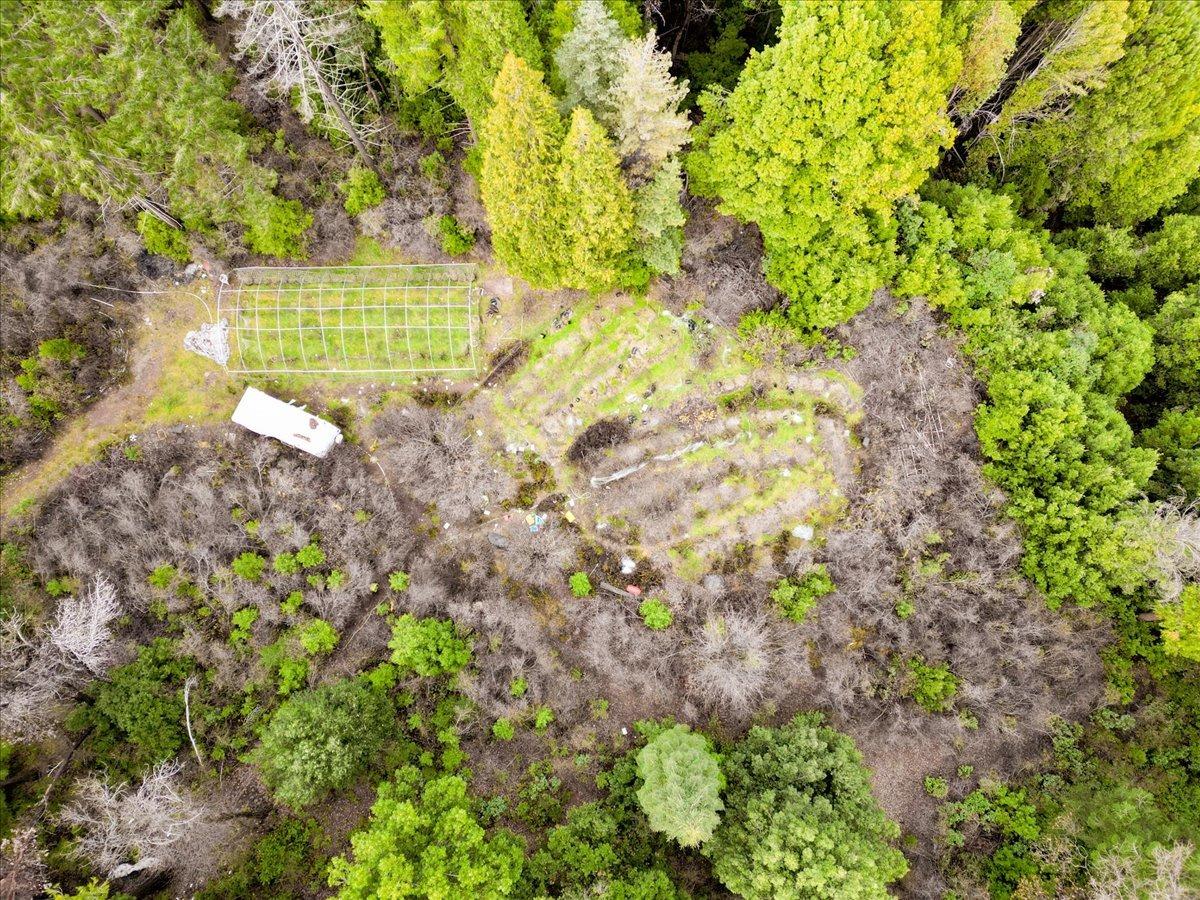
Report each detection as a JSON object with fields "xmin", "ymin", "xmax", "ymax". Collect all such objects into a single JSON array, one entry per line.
[{"xmin": 285, "ymin": 14, "xmax": 381, "ymax": 177}]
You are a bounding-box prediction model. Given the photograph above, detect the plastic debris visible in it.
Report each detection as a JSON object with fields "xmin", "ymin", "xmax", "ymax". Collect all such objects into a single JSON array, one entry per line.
[
  {"xmin": 183, "ymin": 318, "xmax": 231, "ymax": 366},
  {"xmin": 792, "ymin": 524, "xmax": 815, "ymax": 540},
  {"xmin": 626, "ymin": 585, "xmax": 642, "ymax": 596},
  {"xmin": 620, "ymin": 556, "xmax": 636, "ymax": 575},
  {"xmin": 526, "ymin": 512, "xmax": 547, "ymax": 533}
]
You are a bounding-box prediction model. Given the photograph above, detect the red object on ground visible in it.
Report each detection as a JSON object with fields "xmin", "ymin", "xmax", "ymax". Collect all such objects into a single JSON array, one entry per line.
[{"xmin": 626, "ymin": 585, "xmax": 642, "ymax": 596}]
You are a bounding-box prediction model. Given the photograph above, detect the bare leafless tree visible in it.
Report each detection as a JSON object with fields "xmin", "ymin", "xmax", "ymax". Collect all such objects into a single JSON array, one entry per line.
[
  {"xmin": 47, "ymin": 575, "xmax": 121, "ymax": 674},
  {"xmin": 216, "ymin": 0, "xmax": 382, "ymax": 173},
  {"xmin": 0, "ymin": 575, "xmax": 122, "ymax": 740},
  {"xmin": 59, "ymin": 760, "xmax": 203, "ymax": 879},
  {"xmin": 1090, "ymin": 842, "xmax": 1195, "ymax": 900}
]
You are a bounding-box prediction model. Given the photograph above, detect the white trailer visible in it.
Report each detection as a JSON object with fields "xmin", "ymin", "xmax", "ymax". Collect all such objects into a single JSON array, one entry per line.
[{"xmin": 230, "ymin": 387, "xmax": 343, "ymax": 458}]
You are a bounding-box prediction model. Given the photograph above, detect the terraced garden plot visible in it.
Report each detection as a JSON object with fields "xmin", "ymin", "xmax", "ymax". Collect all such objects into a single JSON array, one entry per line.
[
  {"xmin": 488, "ymin": 298, "xmax": 861, "ymax": 578},
  {"xmin": 218, "ymin": 264, "xmax": 479, "ymax": 376}
]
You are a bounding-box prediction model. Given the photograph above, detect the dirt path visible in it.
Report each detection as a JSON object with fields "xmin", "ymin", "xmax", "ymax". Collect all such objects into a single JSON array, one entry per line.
[{"xmin": 1, "ymin": 284, "xmax": 233, "ymax": 520}]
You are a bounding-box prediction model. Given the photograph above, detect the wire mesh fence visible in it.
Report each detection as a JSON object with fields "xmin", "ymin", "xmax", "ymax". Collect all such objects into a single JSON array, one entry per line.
[{"xmin": 216, "ymin": 263, "xmax": 479, "ymax": 376}]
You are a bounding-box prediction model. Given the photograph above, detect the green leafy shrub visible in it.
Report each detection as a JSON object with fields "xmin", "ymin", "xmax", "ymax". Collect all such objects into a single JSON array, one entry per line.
[
  {"xmin": 438, "ymin": 214, "xmax": 476, "ymax": 256},
  {"xmin": 295, "ymin": 541, "xmax": 326, "ymax": 569},
  {"xmin": 196, "ymin": 817, "xmax": 326, "ymax": 899},
  {"xmin": 281, "ymin": 590, "xmax": 303, "ymax": 616},
  {"xmin": 327, "ymin": 767, "xmax": 524, "ymax": 898},
  {"xmin": 492, "ymin": 718, "xmax": 515, "ymax": 741},
  {"xmin": 924, "ymin": 776, "xmax": 949, "ymax": 799},
  {"xmin": 232, "ymin": 552, "xmax": 266, "ymax": 581},
  {"xmin": 148, "ymin": 564, "xmax": 177, "ymax": 590},
  {"xmin": 533, "ymin": 706, "xmax": 555, "ymax": 732},
  {"xmin": 388, "ymin": 614, "xmax": 471, "ymax": 677},
  {"xmin": 229, "ymin": 606, "xmax": 259, "ymax": 645},
  {"xmin": 250, "ymin": 679, "xmax": 393, "ymax": 808},
  {"xmin": 273, "ymin": 552, "xmax": 300, "ymax": 575},
  {"xmin": 636, "ymin": 725, "xmax": 723, "ymax": 847},
  {"xmin": 339, "ymin": 165, "xmax": 386, "ymax": 216},
  {"xmin": 296, "ymin": 619, "xmax": 339, "ymax": 655},
  {"xmin": 770, "ymin": 565, "xmax": 835, "ymax": 622},
  {"xmin": 569, "ymin": 572, "xmax": 592, "ymax": 597},
  {"xmin": 38, "ymin": 338, "xmax": 87, "ymax": 364},
  {"xmin": 907, "ymin": 657, "xmax": 960, "ymax": 713},
  {"xmin": 240, "ymin": 189, "xmax": 312, "ymax": 259},
  {"xmin": 137, "ymin": 212, "xmax": 190, "ymax": 263},
  {"xmin": 895, "ymin": 599, "xmax": 915, "ymax": 620},
  {"xmin": 516, "ymin": 760, "xmax": 567, "ymax": 828},
  {"xmin": 388, "ymin": 570, "xmax": 409, "ymax": 592},
  {"xmin": 1157, "ymin": 584, "xmax": 1200, "ymax": 663},
  {"xmin": 638, "ymin": 598, "xmax": 673, "ymax": 630},
  {"xmin": 509, "ymin": 676, "xmax": 528, "ymax": 698},
  {"xmin": 704, "ymin": 712, "xmax": 907, "ymax": 898},
  {"xmin": 72, "ymin": 638, "xmax": 192, "ymax": 773}
]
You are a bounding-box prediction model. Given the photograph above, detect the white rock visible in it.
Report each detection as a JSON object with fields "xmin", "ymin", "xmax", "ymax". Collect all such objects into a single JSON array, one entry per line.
[{"xmin": 792, "ymin": 524, "xmax": 815, "ymax": 540}]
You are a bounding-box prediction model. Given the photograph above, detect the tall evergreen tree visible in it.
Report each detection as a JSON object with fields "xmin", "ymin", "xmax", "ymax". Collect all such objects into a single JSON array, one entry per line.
[
  {"xmin": 606, "ymin": 32, "xmax": 690, "ymax": 177},
  {"xmin": 1050, "ymin": 0, "xmax": 1200, "ymax": 224},
  {"xmin": 687, "ymin": 1, "xmax": 963, "ymax": 329},
  {"xmin": 362, "ymin": 0, "xmax": 542, "ymax": 131},
  {"xmin": 948, "ymin": 0, "xmax": 1030, "ymax": 121},
  {"xmin": 633, "ymin": 158, "xmax": 687, "ymax": 276},
  {"xmin": 0, "ymin": 0, "xmax": 279, "ymax": 231},
  {"xmin": 480, "ymin": 54, "xmax": 566, "ymax": 287},
  {"xmin": 555, "ymin": 107, "xmax": 635, "ymax": 291},
  {"xmin": 553, "ymin": 0, "xmax": 627, "ymax": 119},
  {"xmin": 636, "ymin": 725, "xmax": 724, "ymax": 848},
  {"xmin": 968, "ymin": 0, "xmax": 1200, "ymax": 225}
]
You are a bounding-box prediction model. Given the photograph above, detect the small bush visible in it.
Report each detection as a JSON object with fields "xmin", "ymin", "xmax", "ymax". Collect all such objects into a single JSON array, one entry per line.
[
  {"xmin": 295, "ymin": 541, "xmax": 326, "ymax": 569},
  {"xmin": 274, "ymin": 552, "xmax": 300, "ymax": 575},
  {"xmin": 232, "ymin": 552, "xmax": 266, "ymax": 581},
  {"xmin": 38, "ymin": 338, "xmax": 87, "ymax": 363},
  {"xmin": 388, "ymin": 614, "xmax": 471, "ymax": 677},
  {"xmin": 492, "ymin": 718, "xmax": 515, "ymax": 741},
  {"xmin": 638, "ymin": 598, "xmax": 673, "ymax": 630},
  {"xmin": 569, "ymin": 572, "xmax": 592, "ymax": 597},
  {"xmin": 281, "ymin": 590, "xmax": 303, "ymax": 616},
  {"xmin": 533, "ymin": 706, "xmax": 555, "ymax": 732},
  {"xmin": 894, "ymin": 599, "xmax": 915, "ymax": 620},
  {"xmin": 229, "ymin": 606, "xmax": 259, "ymax": 645},
  {"xmin": 907, "ymin": 657, "xmax": 960, "ymax": 713},
  {"xmin": 339, "ymin": 165, "xmax": 386, "ymax": 216},
  {"xmin": 241, "ymin": 189, "xmax": 311, "ymax": 259},
  {"xmin": 148, "ymin": 564, "xmax": 177, "ymax": 590},
  {"xmin": 137, "ymin": 212, "xmax": 190, "ymax": 263},
  {"xmin": 924, "ymin": 776, "xmax": 949, "ymax": 799},
  {"xmin": 296, "ymin": 619, "xmax": 338, "ymax": 655},
  {"xmin": 509, "ymin": 676, "xmax": 528, "ymax": 698},
  {"xmin": 388, "ymin": 570, "xmax": 410, "ymax": 592},
  {"xmin": 250, "ymin": 678, "xmax": 393, "ymax": 808},
  {"xmin": 770, "ymin": 564, "xmax": 835, "ymax": 622},
  {"xmin": 437, "ymin": 215, "xmax": 476, "ymax": 256},
  {"xmin": 419, "ymin": 150, "xmax": 447, "ymax": 183}
]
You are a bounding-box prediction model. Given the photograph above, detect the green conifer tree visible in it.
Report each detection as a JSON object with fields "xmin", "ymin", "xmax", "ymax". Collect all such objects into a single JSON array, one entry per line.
[
  {"xmin": 480, "ymin": 54, "xmax": 567, "ymax": 287},
  {"xmin": 555, "ymin": 107, "xmax": 635, "ymax": 291},
  {"xmin": 636, "ymin": 725, "xmax": 723, "ymax": 848},
  {"xmin": 362, "ymin": 0, "xmax": 542, "ymax": 131},
  {"xmin": 687, "ymin": 1, "xmax": 962, "ymax": 329},
  {"xmin": 980, "ymin": 0, "xmax": 1200, "ymax": 225},
  {"xmin": 633, "ymin": 158, "xmax": 687, "ymax": 275}
]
